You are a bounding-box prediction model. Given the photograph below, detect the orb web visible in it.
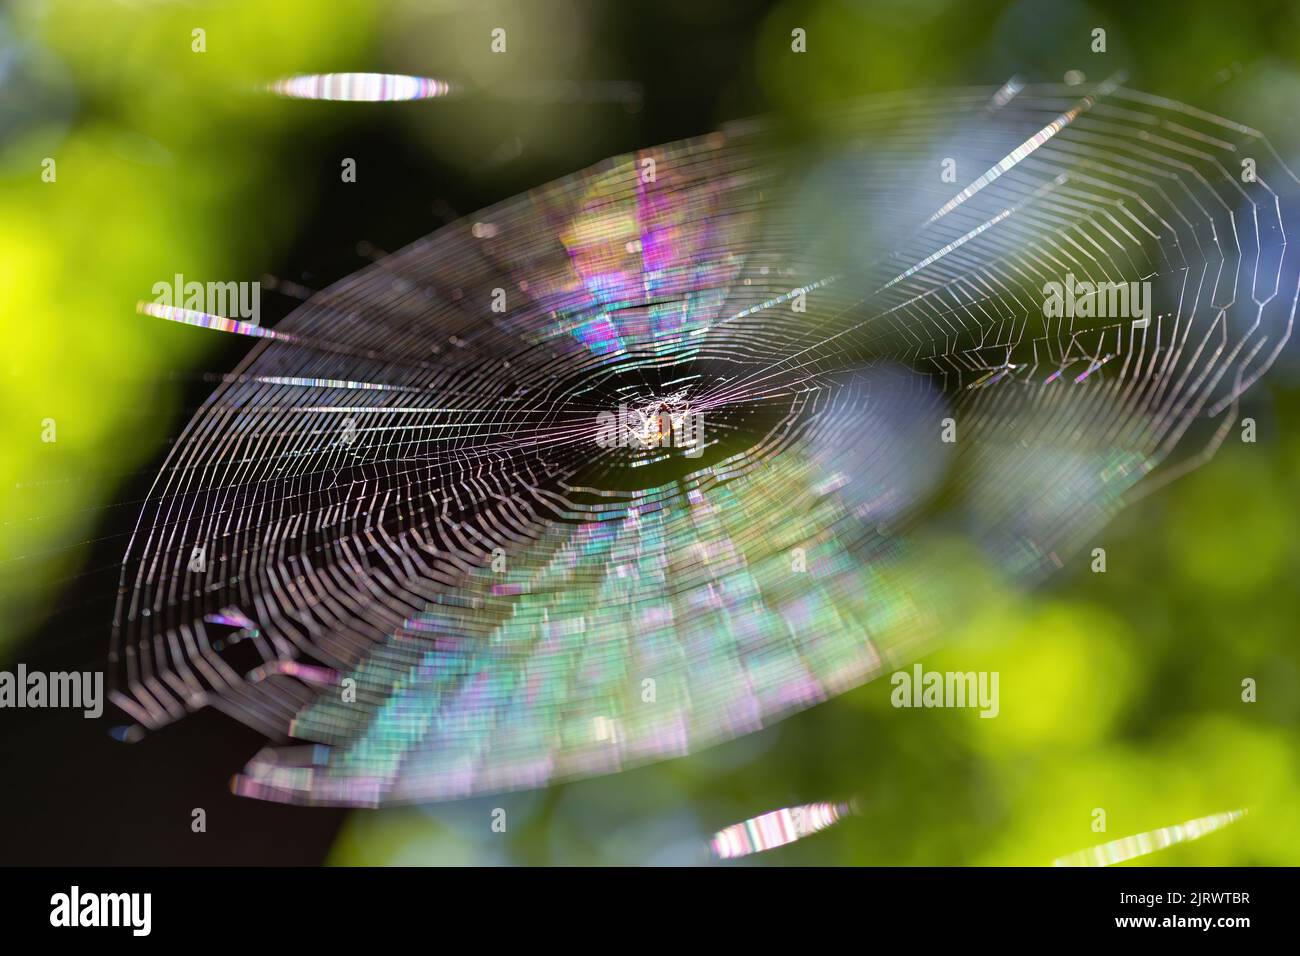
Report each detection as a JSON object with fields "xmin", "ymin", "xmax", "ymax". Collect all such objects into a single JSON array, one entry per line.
[{"xmin": 112, "ymin": 82, "xmax": 1300, "ymax": 805}]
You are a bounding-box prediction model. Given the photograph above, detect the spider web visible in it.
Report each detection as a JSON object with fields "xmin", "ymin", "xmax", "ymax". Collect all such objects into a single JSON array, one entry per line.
[{"xmin": 112, "ymin": 82, "xmax": 1299, "ymax": 805}]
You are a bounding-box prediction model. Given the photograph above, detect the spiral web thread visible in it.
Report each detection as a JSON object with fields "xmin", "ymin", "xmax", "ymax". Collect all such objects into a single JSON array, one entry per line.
[{"xmin": 112, "ymin": 82, "xmax": 1299, "ymax": 804}]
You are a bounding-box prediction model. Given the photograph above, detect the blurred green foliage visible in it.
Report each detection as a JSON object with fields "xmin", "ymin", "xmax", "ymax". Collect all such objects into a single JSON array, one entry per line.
[
  {"xmin": 1, "ymin": 0, "xmax": 383, "ymax": 637},
  {"xmin": 3, "ymin": 0, "xmax": 1297, "ymax": 864}
]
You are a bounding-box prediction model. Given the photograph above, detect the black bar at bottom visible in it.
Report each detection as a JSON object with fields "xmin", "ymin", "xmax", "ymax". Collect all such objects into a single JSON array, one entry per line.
[{"xmin": 0, "ymin": 866, "xmax": 1292, "ymax": 941}]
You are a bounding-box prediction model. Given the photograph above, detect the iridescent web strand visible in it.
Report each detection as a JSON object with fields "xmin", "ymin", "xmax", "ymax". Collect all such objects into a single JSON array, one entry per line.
[
  {"xmin": 266, "ymin": 73, "xmax": 451, "ymax": 102},
  {"xmin": 1052, "ymin": 809, "xmax": 1247, "ymax": 867}
]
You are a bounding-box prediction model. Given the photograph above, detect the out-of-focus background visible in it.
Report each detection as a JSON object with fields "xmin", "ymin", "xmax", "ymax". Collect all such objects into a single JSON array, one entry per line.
[{"xmin": 1, "ymin": 0, "xmax": 1298, "ymax": 864}]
